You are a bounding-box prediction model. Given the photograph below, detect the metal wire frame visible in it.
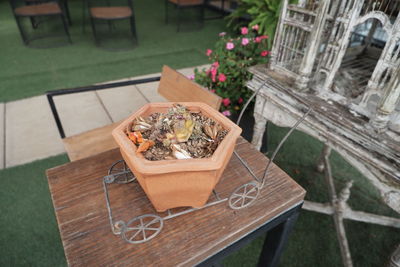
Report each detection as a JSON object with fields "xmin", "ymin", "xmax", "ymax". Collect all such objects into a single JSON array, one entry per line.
[
  {"xmin": 102, "ymin": 170, "xmax": 228, "ymax": 243},
  {"xmin": 235, "ymin": 81, "xmax": 313, "ymax": 189},
  {"xmin": 46, "ymin": 76, "xmax": 161, "ymax": 139},
  {"xmin": 101, "ymin": 79, "xmax": 312, "ymax": 243}
]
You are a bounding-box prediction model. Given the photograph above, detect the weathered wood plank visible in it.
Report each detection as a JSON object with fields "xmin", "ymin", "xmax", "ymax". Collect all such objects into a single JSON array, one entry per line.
[
  {"xmin": 46, "ymin": 137, "xmax": 305, "ymax": 266},
  {"xmin": 248, "ymin": 65, "xmax": 400, "ymax": 213}
]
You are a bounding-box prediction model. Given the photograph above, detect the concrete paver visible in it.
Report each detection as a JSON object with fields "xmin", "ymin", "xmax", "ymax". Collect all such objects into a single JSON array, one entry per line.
[
  {"xmin": 135, "ymin": 82, "xmax": 166, "ymax": 103},
  {"xmin": 1, "ymin": 64, "xmax": 209, "ymax": 169},
  {"xmin": 54, "ymin": 91, "xmax": 112, "ymax": 137},
  {"xmin": 177, "ymin": 64, "xmax": 209, "ymax": 77},
  {"xmin": 96, "ymin": 85, "xmax": 148, "ymax": 122},
  {"xmin": 5, "ymin": 96, "xmax": 65, "ymax": 168},
  {"xmin": 0, "ymin": 103, "xmax": 4, "ymax": 169}
]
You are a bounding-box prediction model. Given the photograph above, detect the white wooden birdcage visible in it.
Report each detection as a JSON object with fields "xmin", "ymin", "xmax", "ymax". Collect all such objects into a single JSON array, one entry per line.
[{"xmin": 270, "ymin": 0, "xmax": 400, "ymax": 133}]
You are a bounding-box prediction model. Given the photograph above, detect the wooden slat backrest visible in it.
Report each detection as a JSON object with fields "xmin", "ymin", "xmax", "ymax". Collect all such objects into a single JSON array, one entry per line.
[
  {"xmin": 62, "ymin": 121, "xmax": 122, "ymax": 161},
  {"xmin": 158, "ymin": 65, "xmax": 222, "ymax": 110},
  {"xmin": 62, "ymin": 66, "xmax": 221, "ymax": 162}
]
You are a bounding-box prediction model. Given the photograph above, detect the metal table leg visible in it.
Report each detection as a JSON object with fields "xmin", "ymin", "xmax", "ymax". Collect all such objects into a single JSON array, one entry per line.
[{"xmin": 258, "ymin": 205, "xmax": 301, "ymax": 267}]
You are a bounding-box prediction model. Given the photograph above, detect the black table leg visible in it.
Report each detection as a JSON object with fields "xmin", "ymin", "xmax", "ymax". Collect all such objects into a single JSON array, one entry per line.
[{"xmin": 257, "ymin": 207, "xmax": 300, "ymax": 267}]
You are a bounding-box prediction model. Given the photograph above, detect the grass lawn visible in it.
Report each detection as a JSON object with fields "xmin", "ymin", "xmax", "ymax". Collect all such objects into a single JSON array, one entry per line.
[
  {"xmin": 0, "ymin": 124, "xmax": 399, "ymax": 266},
  {"xmin": 0, "ymin": 0, "xmax": 226, "ymax": 102}
]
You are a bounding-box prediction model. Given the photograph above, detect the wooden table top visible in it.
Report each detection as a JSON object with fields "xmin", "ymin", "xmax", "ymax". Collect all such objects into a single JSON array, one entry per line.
[{"xmin": 46, "ymin": 137, "xmax": 305, "ymax": 267}]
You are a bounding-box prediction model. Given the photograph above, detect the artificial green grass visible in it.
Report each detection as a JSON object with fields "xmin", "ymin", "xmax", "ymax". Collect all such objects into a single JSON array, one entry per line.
[
  {"xmin": 0, "ymin": 154, "xmax": 69, "ymax": 267},
  {"xmin": 0, "ymin": 125, "xmax": 399, "ymax": 266},
  {"xmin": 0, "ymin": 0, "xmax": 226, "ymax": 102},
  {"xmin": 224, "ymin": 124, "xmax": 400, "ymax": 267}
]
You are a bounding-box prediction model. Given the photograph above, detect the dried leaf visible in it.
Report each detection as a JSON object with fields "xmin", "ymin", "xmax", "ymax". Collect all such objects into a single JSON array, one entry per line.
[
  {"xmin": 134, "ymin": 132, "xmax": 143, "ymax": 143},
  {"xmin": 173, "ymin": 119, "xmax": 195, "ymax": 142},
  {"xmin": 172, "ymin": 144, "xmax": 192, "ymax": 159},
  {"xmin": 136, "ymin": 140, "xmax": 155, "ymax": 153},
  {"xmin": 128, "ymin": 132, "xmax": 137, "ymax": 144},
  {"xmin": 126, "ymin": 104, "xmax": 228, "ymax": 160}
]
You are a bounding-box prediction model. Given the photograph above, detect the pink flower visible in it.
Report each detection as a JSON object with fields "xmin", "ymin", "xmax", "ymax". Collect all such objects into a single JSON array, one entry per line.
[
  {"xmin": 241, "ymin": 27, "xmax": 248, "ymax": 35},
  {"xmin": 219, "ymin": 32, "xmax": 226, "ymax": 37},
  {"xmin": 206, "ymin": 49, "xmax": 212, "ymax": 57},
  {"xmin": 211, "ymin": 68, "xmax": 217, "ymax": 82},
  {"xmin": 222, "ymin": 98, "xmax": 231, "ymax": 107},
  {"xmin": 226, "ymin": 42, "xmax": 235, "ymax": 50},
  {"xmin": 260, "ymin": 35, "xmax": 269, "ymax": 40},
  {"xmin": 210, "ymin": 89, "xmax": 216, "ymax": 93},
  {"xmin": 187, "ymin": 74, "xmax": 194, "ymax": 80},
  {"xmin": 218, "ymin": 73, "xmax": 226, "ymax": 82},
  {"xmin": 261, "ymin": 50, "xmax": 269, "ymax": 57},
  {"xmin": 238, "ymin": 97, "xmax": 243, "ymax": 104},
  {"xmin": 252, "ymin": 24, "xmax": 259, "ymax": 31},
  {"xmin": 255, "ymin": 36, "xmax": 262, "ymax": 43},
  {"xmin": 241, "ymin": 38, "xmax": 249, "ymax": 46},
  {"xmin": 209, "ymin": 62, "xmax": 219, "ymax": 82},
  {"xmin": 222, "ymin": 110, "xmax": 231, "ymax": 116}
]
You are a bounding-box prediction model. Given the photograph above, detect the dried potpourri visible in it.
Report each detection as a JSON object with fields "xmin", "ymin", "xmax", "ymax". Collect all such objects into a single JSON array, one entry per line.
[{"xmin": 125, "ymin": 104, "xmax": 228, "ymax": 161}]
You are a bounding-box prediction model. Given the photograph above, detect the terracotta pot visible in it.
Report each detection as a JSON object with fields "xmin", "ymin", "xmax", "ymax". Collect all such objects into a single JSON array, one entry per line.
[{"xmin": 112, "ymin": 102, "xmax": 242, "ymax": 212}]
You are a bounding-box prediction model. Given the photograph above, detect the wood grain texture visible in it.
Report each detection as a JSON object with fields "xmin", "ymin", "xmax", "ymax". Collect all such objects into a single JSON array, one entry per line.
[
  {"xmin": 46, "ymin": 137, "xmax": 305, "ymax": 267},
  {"xmin": 62, "ymin": 121, "xmax": 121, "ymax": 162},
  {"xmin": 158, "ymin": 65, "xmax": 222, "ymax": 111}
]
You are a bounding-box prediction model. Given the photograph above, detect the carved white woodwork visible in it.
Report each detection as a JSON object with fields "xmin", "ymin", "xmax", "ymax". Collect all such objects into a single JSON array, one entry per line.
[
  {"xmin": 246, "ymin": 1, "xmax": 400, "ymax": 264},
  {"xmin": 269, "ymin": 0, "xmax": 400, "ymax": 132}
]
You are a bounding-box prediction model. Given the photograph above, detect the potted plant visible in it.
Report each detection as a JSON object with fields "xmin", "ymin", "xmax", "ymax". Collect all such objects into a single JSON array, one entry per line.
[
  {"xmin": 112, "ymin": 102, "xmax": 242, "ymax": 212},
  {"xmin": 194, "ymin": 24, "xmax": 270, "ymax": 116}
]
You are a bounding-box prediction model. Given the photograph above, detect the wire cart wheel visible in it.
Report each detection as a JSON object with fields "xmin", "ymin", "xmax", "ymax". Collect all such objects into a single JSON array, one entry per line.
[
  {"xmin": 229, "ymin": 182, "xmax": 260, "ymax": 210},
  {"xmin": 108, "ymin": 160, "xmax": 136, "ymax": 184},
  {"xmin": 121, "ymin": 214, "xmax": 164, "ymax": 244}
]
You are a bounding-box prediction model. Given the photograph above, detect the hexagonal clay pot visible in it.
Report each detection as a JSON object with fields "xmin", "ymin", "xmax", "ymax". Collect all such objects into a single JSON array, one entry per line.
[{"xmin": 112, "ymin": 102, "xmax": 242, "ymax": 212}]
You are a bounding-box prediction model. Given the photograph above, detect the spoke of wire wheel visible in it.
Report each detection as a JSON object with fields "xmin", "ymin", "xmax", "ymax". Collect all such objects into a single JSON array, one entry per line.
[
  {"xmin": 129, "ymin": 230, "xmax": 142, "ymax": 241},
  {"xmin": 232, "ymin": 197, "xmax": 243, "ymax": 206},
  {"xmin": 244, "ymin": 195, "xmax": 257, "ymax": 200},
  {"xmin": 142, "ymin": 228, "xmax": 147, "ymax": 240},
  {"xmin": 241, "ymin": 197, "xmax": 245, "ymax": 206},
  {"xmin": 126, "ymin": 227, "xmax": 141, "ymax": 231},
  {"xmin": 247, "ymin": 187, "xmax": 257, "ymax": 194},
  {"xmin": 144, "ymin": 218, "xmax": 159, "ymax": 227},
  {"xmin": 232, "ymin": 193, "xmax": 244, "ymax": 198},
  {"xmin": 145, "ymin": 227, "xmax": 159, "ymax": 231},
  {"xmin": 243, "ymin": 185, "xmax": 248, "ymax": 195}
]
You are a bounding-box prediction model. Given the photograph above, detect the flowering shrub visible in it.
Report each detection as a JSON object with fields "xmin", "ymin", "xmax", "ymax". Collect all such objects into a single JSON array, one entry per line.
[{"xmin": 194, "ymin": 25, "xmax": 269, "ymax": 116}]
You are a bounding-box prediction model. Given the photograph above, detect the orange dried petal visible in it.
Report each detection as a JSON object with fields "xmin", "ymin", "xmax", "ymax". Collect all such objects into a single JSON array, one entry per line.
[
  {"xmin": 134, "ymin": 132, "xmax": 143, "ymax": 143},
  {"xmin": 148, "ymin": 140, "xmax": 155, "ymax": 146},
  {"xmin": 136, "ymin": 140, "xmax": 155, "ymax": 154},
  {"xmin": 128, "ymin": 133, "xmax": 137, "ymax": 144},
  {"xmin": 136, "ymin": 142, "xmax": 150, "ymax": 153}
]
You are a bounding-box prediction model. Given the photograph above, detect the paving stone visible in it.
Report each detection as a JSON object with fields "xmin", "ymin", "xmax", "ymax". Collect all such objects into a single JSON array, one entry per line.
[
  {"xmin": 135, "ymin": 82, "xmax": 167, "ymax": 103},
  {"xmin": 177, "ymin": 64, "xmax": 209, "ymax": 77},
  {"xmin": 96, "ymin": 85, "xmax": 148, "ymax": 122},
  {"xmin": 5, "ymin": 96, "xmax": 65, "ymax": 168},
  {"xmin": 54, "ymin": 91, "xmax": 112, "ymax": 137},
  {"xmin": 0, "ymin": 103, "xmax": 4, "ymax": 169}
]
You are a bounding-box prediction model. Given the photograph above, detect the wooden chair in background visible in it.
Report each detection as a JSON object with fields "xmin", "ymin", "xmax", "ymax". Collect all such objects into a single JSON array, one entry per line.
[
  {"xmin": 165, "ymin": 0, "xmax": 204, "ymax": 31},
  {"xmin": 10, "ymin": 0, "xmax": 71, "ymax": 47},
  {"xmin": 88, "ymin": 0, "xmax": 138, "ymax": 49},
  {"xmin": 62, "ymin": 65, "xmax": 221, "ymax": 161}
]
